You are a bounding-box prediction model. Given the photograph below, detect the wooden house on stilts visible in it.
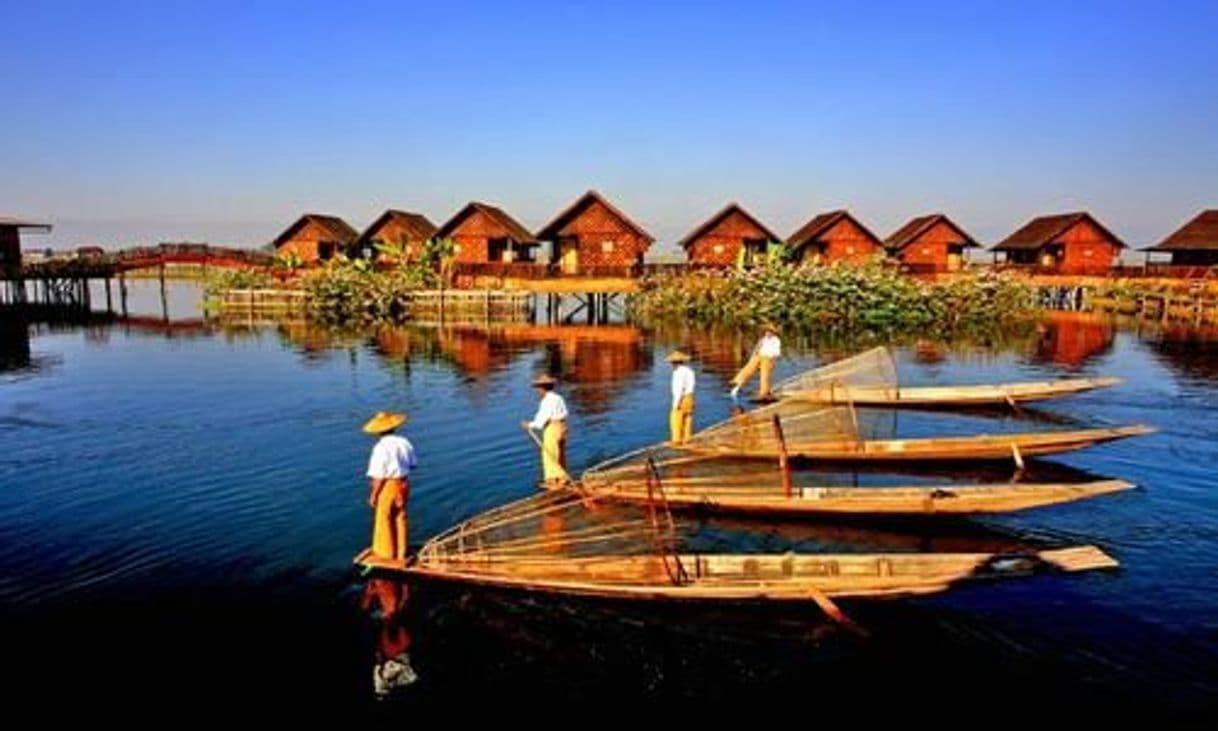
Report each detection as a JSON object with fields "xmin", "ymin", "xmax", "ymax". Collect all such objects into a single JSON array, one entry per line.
[
  {"xmin": 679, "ymin": 203, "xmax": 781, "ymax": 267},
  {"xmin": 885, "ymin": 213, "xmax": 979, "ymax": 273},
  {"xmin": 992, "ymin": 212, "xmax": 1125, "ymax": 275},
  {"xmin": 355, "ymin": 210, "xmax": 438, "ymax": 262},
  {"xmin": 536, "ymin": 191, "xmax": 654, "ymax": 276},
  {"xmin": 434, "ymin": 202, "xmax": 539, "ymax": 265},
  {"xmin": 1145, "ymin": 210, "xmax": 1218, "ymax": 269},
  {"xmin": 271, "ymin": 214, "xmax": 359, "ymax": 263},
  {"xmin": 787, "ymin": 210, "xmax": 884, "ymax": 265}
]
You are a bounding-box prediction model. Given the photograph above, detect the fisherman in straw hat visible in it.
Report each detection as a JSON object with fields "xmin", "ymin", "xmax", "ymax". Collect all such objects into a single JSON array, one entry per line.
[
  {"xmin": 363, "ymin": 411, "xmax": 417, "ymax": 561},
  {"xmin": 667, "ymin": 350, "xmax": 696, "ymax": 445},
  {"xmin": 730, "ymin": 322, "xmax": 782, "ymax": 400},
  {"xmin": 520, "ymin": 374, "xmax": 569, "ymax": 485}
]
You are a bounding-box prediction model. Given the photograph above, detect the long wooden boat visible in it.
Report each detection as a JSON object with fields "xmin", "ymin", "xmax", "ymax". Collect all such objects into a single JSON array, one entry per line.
[
  {"xmin": 680, "ymin": 424, "xmax": 1154, "ymax": 462},
  {"xmin": 355, "ymin": 546, "xmax": 1118, "ymax": 602},
  {"xmin": 557, "ymin": 479, "xmax": 1135, "ymax": 516},
  {"xmin": 780, "ymin": 376, "xmax": 1122, "ymax": 408}
]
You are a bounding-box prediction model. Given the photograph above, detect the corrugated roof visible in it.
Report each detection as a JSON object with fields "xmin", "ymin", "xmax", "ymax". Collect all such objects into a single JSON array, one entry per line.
[{"xmin": 0, "ymin": 217, "xmax": 52, "ymax": 231}]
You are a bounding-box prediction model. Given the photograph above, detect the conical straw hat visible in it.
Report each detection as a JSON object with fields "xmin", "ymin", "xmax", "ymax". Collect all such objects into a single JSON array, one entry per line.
[{"xmin": 363, "ymin": 411, "xmax": 407, "ymax": 434}]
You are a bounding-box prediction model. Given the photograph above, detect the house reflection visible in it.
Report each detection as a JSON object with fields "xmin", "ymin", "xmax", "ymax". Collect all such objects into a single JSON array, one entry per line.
[
  {"xmin": 1138, "ymin": 321, "xmax": 1218, "ymax": 381},
  {"xmin": 1032, "ymin": 311, "xmax": 1115, "ymax": 368},
  {"xmin": 361, "ymin": 323, "xmax": 651, "ymax": 413}
]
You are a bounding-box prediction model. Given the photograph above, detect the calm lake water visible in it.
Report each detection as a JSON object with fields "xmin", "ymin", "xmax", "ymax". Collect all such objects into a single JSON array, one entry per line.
[{"xmin": 2, "ymin": 282, "xmax": 1216, "ymax": 717}]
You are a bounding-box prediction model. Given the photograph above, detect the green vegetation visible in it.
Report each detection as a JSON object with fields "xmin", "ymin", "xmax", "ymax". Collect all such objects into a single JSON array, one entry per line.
[
  {"xmin": 201, "ymin": 267, "xmax": 276, "ymax": 296},
  {"xmin": 629, "ymin": 262, "xmax": 1038, "ymax": 339},
  {"xmin": 301, "ymin": 238, "xmax": 456, "ymax": 325}
]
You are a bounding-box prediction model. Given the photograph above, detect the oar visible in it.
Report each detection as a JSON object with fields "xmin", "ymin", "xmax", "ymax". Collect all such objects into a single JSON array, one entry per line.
[
  {"xmin": 521, "ymin": 423, "xmax": 574, "ymax": 485},
  {"xmin": 806, "ymin": 588, "xmax": 869, "ymax": 637}
]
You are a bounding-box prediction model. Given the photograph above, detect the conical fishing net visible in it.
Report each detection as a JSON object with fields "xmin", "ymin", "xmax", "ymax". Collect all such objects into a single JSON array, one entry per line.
[
  {"xmin": 415, "ymin": 483, "xmax": 694, "ymax": 586},
  {"xmin": 775, "ymin": 346, "xmax": 900, "ymax": 403},
  {"xmin": 676, "ymin": 400, "xmax": 859, "ymax": 457}
]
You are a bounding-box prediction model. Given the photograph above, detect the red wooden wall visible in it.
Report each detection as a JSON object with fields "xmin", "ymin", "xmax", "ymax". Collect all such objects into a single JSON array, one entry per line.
[
  {"xmin": 550, "ymin": 199, "xmax": 649, "ymax": 268},
  {"xmin": 447, "ymin": 209, "xmax": 518, "ymax": 263},
  {"xmin": 686, "ymin": 210, "xmax": 771, "ymax": 265},
  {"xmin": 1055, "ymin": 219, "xmax": 1121, "ymax": 274},
  {"xmin": 894, "ymin": 220, "xmax": 969, "ymax": 272},
  {"xmin": 276, "ymin": 220, "xmax": 344, "ymax": 263},
  {"xmin": 800, "ymin": 218, "xmax": 883, "ymax": 264},
  {"xmin": 366, "ymin": 219, "xmax": 428, "ymax": 261}
]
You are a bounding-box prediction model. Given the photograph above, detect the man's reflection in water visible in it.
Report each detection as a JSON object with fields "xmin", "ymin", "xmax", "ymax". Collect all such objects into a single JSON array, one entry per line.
[{"xmin": 360, "ymin": 578, "xmax": 417, "ymax": 698}]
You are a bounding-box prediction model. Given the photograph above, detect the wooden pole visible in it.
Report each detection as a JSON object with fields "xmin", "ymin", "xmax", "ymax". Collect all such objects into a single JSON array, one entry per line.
[
  {"xmin": 772, "ymin": 414, "xmax": 794, "ymax": 498},
  {"xmin": 160, "ymin": 265, "xmax": 169, "ymax": 322}
]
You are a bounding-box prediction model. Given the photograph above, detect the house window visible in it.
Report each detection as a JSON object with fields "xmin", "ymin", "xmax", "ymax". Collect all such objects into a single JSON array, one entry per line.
[
  {"xmin": 453, "ymin": 243, "xmax": 461, "ymax": 253},
  {"xmin": 921, "ymin": 247, "xmax": 931, "ymax": 255},
  {"xmin": 845, "ymin": 245, "xmax": 856, "ymax": 255},
  {"xmin": 601, "ymin": 240, "xmax": 616, "ymax": 253},
  {"xmin": 712, "ymin": 244, "xmax": 725, "ymax": 254},
  {"xmin": 1083, "ymin": 248, "xmax": 1093, "ymax": 257}
]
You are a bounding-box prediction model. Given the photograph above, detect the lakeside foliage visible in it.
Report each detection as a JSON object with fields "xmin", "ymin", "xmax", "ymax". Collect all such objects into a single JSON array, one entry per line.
[
  {"xmin": 202, "ymin": 267, "xmax": 276, "ymax": 296},
  {"xmin": 300, "ymin": 239, "xmax": 455, "ymax": 324},
  {"xmin": 628, "ymin": 263, "xmax": 1039, "ymax": 338}
]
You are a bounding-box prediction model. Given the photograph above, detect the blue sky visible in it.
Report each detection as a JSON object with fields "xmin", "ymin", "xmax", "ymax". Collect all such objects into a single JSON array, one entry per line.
[{"xmin": 2, "ymin": 0, "xmax": 1216, "ymax": 253}]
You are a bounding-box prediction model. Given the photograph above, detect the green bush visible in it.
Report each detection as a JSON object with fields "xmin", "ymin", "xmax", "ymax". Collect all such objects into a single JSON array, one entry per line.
[
  {"xmin": 300, "ymin": 249, "xmax": 447, "ymax": 325},
  {"xmin": 202, "ymin": 267, "xmax": 275, "ymax": 296},
  {"xmin": 628, "ymin": 262, "xmax": 1037, "ymax": 339}
]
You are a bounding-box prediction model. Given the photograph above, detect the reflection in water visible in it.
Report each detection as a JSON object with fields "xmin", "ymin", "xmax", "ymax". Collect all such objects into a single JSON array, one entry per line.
[
  {"xmin": 0, "ymin": 313, "xmax": 31, "ymax": 371},
  {"xmin": 1137, "ymin": 320, "xmax": 1218, "ymax": 381},
  {"xmin": 1033, "ymin": 311, "xmax": 1115, "ymax": 368},
  {"xmin": 361, "ymin": 578, "xmax": 417, "ymax": 699},
  {"xmin": 357, "ymin": 323, "xmax": 653, "ymax": 414},
  {"xmin": 8, "ymin": 302, "xmax": 1218, "ymax": 711}
]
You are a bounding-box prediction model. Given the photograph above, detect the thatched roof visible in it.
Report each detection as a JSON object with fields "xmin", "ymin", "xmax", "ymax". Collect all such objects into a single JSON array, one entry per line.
[
  {"xmin": 787, "ymin": 210, "xmax": 882, "ymax": 251},
  {"xmin": 536, "ymin": 190, "xmax": 654, "ymax": 244},
  {"xmin": 271, "ymin": 214, "xmax": 358, "ymax": 249},
  {"xmin": 357, "ymin": 209, "xmax": 438, "ymax": 246},
  {"xmin": 435, "ymin": 202, "xmax": 536, "ymax": 243},
  {"xmin": 884, "ymin": 214, "xmax": 978, "ymax": 252},
  {"xmin": 1147, "ymin": 210, "xmax": 1218, "ymax": 252},
  {"xmin": 993, "ymin": 212, "xmax": 1125, "ymax": 252},
  {"xmin": 676, "ymin": 202, "xmax": 780, "ymax": 250}
]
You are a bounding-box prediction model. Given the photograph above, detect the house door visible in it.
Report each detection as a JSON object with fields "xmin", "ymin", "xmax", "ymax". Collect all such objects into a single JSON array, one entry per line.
[
  {"xmin": 559, "ymin": 238, "xmax": 580, "ymax": 274},
  {"xmin": 946, "ymin": 248, "xmax": 963, "ymax": 272}
]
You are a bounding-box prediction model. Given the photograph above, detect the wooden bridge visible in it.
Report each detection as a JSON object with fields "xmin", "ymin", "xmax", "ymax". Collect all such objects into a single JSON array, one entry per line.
[{"xmin": 3, "ymin": 243, "xmax": 272, "ymax": 309}]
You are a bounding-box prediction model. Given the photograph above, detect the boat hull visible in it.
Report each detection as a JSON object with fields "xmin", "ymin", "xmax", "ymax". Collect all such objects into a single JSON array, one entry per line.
[
  {"xmin": 778, "ymin": 373, "xmax": 1121, "ymax": 409},
  {"xmin": 681, "ymin": 425, "xmax": 1154, "ymax": 462},
  {"xmin": 355, "ymin": 546, "xmax": 1118, "ymax": 603},
  {"xmin": 563, "ymin": 479, "xmax": 1134, "ymax": 516}
]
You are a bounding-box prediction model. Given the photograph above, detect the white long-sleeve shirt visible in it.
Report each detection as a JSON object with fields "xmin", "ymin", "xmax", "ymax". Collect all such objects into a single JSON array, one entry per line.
[
  {"xmin": 758, "ymin": 334, "xmax": 782, "ymax": 358},
  {"xmin": 366, "ymin": 435, "xmax": 418, "ymax": 479},
  {"xmin": 529, "ymin": 391, "xmax": 569, "ymax": 430},
  {"xmin": 671, "ymin": 364, "xmax": 695, "ymax": 409}
]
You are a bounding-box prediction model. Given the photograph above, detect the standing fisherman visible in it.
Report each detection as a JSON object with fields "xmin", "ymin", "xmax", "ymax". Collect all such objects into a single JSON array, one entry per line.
[
  {"xmin": 521, "ymin": 374, "xmax": 569, "ymax": 485},
  {"xmin": 363, "ymin": 411, "xmax": 417, "ymax": 561},
  {"xmin": 730, "ymin": 324, "xmax": 782, "ymax": 400},
  {"xmin": 667, "ymin": 350, "xmax": 696, "ymax": 445}
]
